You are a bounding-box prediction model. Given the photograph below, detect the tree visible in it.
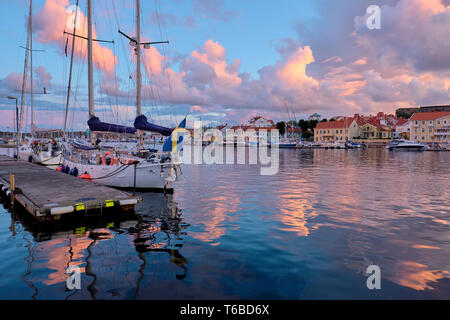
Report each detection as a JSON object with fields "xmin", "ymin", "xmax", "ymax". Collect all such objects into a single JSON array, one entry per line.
[
  {"xmin": 276, "ymin": 121, "xmax": 286, "ymax": 136},
  {"xmin": 287, "ymin": 120, "xmax": 298, "ymax": 127},
  {"xmin": 308, "ymin": 120, "xmax": 318, "ymax": 130},
  {"xmin": 321, "ymin": 119, "xmax": 328, "ymax": 122},
  {"xmin": 396, "ymin": 111, "xmax": 411, "ymax": 119},
  {"xmin": 302, "ymin": 130, "xmax": 313, "ymax": 139}
]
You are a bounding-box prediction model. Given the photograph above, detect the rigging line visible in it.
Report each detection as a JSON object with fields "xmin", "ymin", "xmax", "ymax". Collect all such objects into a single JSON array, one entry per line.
[
  {"xmin": 149, "ymin": 0, "xmax": 166, "ymax": 120},
  {"xmin": 70, "ymin": 4, "xmax": 87, "ymax": 133},
  {"xmin": 112, "ymin": 0, "xmax": 134, "ymax": 120},
  {"xmin": 103, "ymin": 1, "xmax": 120, "ymax": 123},
  {"xmin": 64, "ymin": 0, "xmax": 80, "ymax": 135},
  {"xmin": 63, "ymin": 31, "xmax": 114, "ymax": 44},
  {"xmin": 72, "ymin": 25, "xmax": 87, "ymax": 133},
  {"xmin": 154, "ymin": 0, "xmax": 173, "ymax": 98},
  {"xmin": 19, "ymin": 5, "xmax": 31, "ymax": 139},
  {"xmin": 153, "ymin": 0, "xmax": 174, "ymax": 127}
]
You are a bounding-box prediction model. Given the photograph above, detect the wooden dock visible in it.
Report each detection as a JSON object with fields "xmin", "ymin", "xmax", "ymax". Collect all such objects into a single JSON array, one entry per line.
[{"xmin": 0, "ymin": 155, "xmax": 141, "ymax": 221}]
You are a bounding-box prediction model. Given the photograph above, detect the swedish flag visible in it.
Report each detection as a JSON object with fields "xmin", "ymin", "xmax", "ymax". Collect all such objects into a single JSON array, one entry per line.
[{"xmin": 163, "ymin": 118, "xmax": 187, "ymax": 153}]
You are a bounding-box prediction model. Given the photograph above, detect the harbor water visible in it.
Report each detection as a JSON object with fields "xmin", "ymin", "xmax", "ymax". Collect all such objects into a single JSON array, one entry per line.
[{"xmin": 0, "ymin": 148, "xmax": 449, "ymax": 299}]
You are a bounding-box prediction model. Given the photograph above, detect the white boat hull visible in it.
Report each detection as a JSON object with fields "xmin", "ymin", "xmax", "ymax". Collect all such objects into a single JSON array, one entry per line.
[{"xmin": 61, "ymin": 158, "xmax": 180, "ymax": 190}]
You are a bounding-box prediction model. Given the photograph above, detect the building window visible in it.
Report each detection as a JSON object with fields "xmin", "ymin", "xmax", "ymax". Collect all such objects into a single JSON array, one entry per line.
[
  {"xmin": 414, "ymin": 128, "xmax": 418, "ymax": 133},
  {"xmin": 429, "ymin": 121, "xmax": 433, "ymax": 125},
  {"xmin": 422, "ymin": 121, "xmax": 425, "ymax": 125},
  {"xmin": 429, "ymin": 127, "xmax": 432, "ymax": 132},
  {"xmin": 422, "ymin": 136, "xmax": 425, "ymax": 140},
  {"xmin": 422, "ymin": 128, "xmax": 425, "ymax": 133},
  {"xmin": 437, "ymin": 120, "xmax": 441, "ymax": 124},
  {"xmin": 415, "ymin": 121, "xmax": 418, "ymax": 125},
  {"xmin": 444, "ymin": 120, "xmax": 448, "ymax": 125},
  {"xmin": 340, "ymin": 130, "xmax": 342, "ymax": 134}
]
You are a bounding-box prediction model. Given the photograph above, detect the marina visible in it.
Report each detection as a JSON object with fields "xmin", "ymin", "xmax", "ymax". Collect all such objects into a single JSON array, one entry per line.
[{"xmin": 0, "ymin": 0, "xmax": 449, "ymax": 305}]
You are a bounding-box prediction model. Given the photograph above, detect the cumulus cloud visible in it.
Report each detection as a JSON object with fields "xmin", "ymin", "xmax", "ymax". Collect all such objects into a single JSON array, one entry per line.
[
  {"xmin": 34, "ymin": 0, "xmax": 118, "ymax": 77},
  {"xmin": 354, "ymin": 0, "xmax": 450, "ymax": 75},
  {"xmin": 1, "ymin": 66, "xmax": 53, "ymax": 93},
  {"xmin": 4, "ymin": 0, "xmax": 449, "ymax": 128}
]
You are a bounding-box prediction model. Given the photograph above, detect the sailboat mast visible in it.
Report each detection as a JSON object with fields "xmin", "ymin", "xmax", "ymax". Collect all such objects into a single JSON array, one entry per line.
[
  {"xmin": 30, "ymin": 0, "xmax": 34, "ymax": 134},
  {"xmin": 87, "ymin": 0, "xmax": 94, "ymax": 141},
  {"xmin": 19, "ymin": 2, "xmax": 32, "ymax": 142},
  {"xmin": 136, "ymin": 0, "xmax": 142, "ymax": 117}
]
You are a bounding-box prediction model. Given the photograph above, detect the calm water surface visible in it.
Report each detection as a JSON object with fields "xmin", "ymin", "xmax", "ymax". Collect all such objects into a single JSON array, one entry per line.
[{"xmin": 0, "ymin": 149, "xmax": 449, "ymax": 299}]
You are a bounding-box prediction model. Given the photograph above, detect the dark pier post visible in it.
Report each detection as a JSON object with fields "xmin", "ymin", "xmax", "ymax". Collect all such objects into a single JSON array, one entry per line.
[{"xmin": 9, "ymin": 173, "xmax": 15, "ymax": 206}]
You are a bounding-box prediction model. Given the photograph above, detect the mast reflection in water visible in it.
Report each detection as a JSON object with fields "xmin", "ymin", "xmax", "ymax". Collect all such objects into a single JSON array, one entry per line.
[{"xmin": 1, "ymin": 193, "xmax": 187, "ymax": 300}]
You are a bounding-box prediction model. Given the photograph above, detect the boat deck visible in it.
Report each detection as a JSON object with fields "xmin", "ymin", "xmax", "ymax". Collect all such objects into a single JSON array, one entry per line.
[{"xmin": 0, "ymin": 155, "xmax": 140, "ymax": 221}]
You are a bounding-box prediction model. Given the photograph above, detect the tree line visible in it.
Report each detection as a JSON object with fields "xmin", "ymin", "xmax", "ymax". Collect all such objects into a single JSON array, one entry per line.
[{"xmin": 276, "ymin": 119, "xmax": 328, "ymax": 139}]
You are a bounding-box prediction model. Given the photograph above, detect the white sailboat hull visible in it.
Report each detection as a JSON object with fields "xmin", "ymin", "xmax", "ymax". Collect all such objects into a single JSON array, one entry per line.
[{"xmin": 61, "ymin": 158, "xmax": 180, "ymax": 190}]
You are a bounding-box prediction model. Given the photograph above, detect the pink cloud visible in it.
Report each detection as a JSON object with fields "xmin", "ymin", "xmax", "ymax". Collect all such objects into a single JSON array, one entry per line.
[
  {"xmin": 277, "ymin": 46, "xmax": 318, "ymax": 90},
  {"xmin": 34, "ymin": 0, "xmax": 118, "ymax": 77},
  {"xmin": 190, "ymin": 105, "xmax": 207, "ymax": 113},
  {"xmin": 191, "ymin": 40, "xmax": 242, "ymax": 87},
  {"xmin": 2, "ymin": 66, "xmax": 53, "ymax": 93}
]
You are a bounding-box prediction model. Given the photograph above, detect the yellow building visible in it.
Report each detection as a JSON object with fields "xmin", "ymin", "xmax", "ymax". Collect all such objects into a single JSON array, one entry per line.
[
  {"xmin": 314, "ymin": 118, "xmax": 357, "ymax": 143},
  {"xmin": 360, "ymin": 122, "xmax": 394, "ymax": 139},
  {"xmin": 410, "ymin": 111, "xmax": 450, "ymax": 143}
]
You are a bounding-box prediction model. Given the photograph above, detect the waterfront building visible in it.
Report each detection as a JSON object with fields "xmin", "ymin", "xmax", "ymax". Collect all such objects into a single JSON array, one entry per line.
[
  {"xmin": 314, "ymin": 117, "xmax": 357, "ymax": 143},
  {"xmin": 409, "ymin": 111, "xmax": 450, "ymax": 143},
  {"xmin": 394, "ymin": 119, "xmax": 410, "ymax": 139},
  {"xmin": 248, "ymin": 116, "xmax": 275, "ymax": 128},
  {"xmin": 359, "ymin": 122, "xmax": 394, "ymax": 139}
]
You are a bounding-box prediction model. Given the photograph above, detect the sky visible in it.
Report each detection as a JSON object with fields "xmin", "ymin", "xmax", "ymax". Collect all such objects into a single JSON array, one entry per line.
[{"xmin": 0, "ymin": 0, "xmax": 449, "ymax": 131}]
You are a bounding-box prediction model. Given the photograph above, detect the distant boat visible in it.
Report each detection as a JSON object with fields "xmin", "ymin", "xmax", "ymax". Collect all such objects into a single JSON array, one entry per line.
[
  {"xmin": 19, "ymin": 138, "xmax": 62, "ymax": 169},
  {"xmin": 386, "ymin": 140, "xmax": 427, "ymax": 151},
  {"xmin": 345, "ymin": 140, "xmax": 367, "ymax": 149},
  {"xmin": 272, "ymin": 137, "xmax": 299, "ymax": 148}
]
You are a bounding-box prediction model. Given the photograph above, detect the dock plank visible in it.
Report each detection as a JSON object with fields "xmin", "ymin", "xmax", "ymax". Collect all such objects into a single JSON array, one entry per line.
[{"xmin": 0, "ymin": 155, "xmax": 140, "ymax": 220}]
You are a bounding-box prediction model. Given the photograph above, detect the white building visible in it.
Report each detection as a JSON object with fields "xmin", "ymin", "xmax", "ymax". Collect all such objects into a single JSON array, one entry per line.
[
  {"xmin": 394, "ymin": 119, "xmax": 410, "ymax": 139},
  {"xmin": 249, "ymin": 116, "xmax": 275, "ymax": 128}
]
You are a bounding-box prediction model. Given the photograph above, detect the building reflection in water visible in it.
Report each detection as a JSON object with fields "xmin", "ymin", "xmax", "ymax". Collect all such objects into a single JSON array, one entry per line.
[
  {"xmin": 275, "ymin": 149, "xmax": 450, "ymax": 292},
  {"xmin": 7, "ymin": 193, "xmax": 187, "ymax": 300}
]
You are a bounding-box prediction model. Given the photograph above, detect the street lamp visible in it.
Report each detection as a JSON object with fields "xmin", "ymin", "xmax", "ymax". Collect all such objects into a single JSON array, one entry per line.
[{"xmin": 7, "ymin": 96, "xmax": 19, "ymax": 160}]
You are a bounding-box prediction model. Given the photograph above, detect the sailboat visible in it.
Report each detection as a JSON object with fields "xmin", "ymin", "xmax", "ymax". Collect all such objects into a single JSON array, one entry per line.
[
  {"xmin": 17, "ymin": 0, "xmax": 62, "ymax": 168},
  {"xmin": 61, "ymin": 0, "xmax": 184, "ymax": 191}
]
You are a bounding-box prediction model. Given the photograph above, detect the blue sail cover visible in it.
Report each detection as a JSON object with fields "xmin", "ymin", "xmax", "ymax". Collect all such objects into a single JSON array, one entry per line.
[
  {"xmin": 134, "ymin": 115, "xmax": 173, "ymax": 136},
  {"xmin": 88, "ymin": 116, "xmax": 137, "ymax": 134}
]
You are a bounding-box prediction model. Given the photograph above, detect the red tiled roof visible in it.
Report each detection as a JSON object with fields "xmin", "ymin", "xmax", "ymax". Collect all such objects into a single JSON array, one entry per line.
[
  {"xmin": 410, "ymin": 111, "xmax": 450, "ymax": 121},
  {"xmin": 315, "ymin": 119, "xmax": 352, "ymax": 129},
  {"xmin": 230, "ymin": 125, "xmax": 277, "ymax": 131},
  {"xmin": 396, "ymin": 118, "xmax": 409, "ymax": 126}
]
